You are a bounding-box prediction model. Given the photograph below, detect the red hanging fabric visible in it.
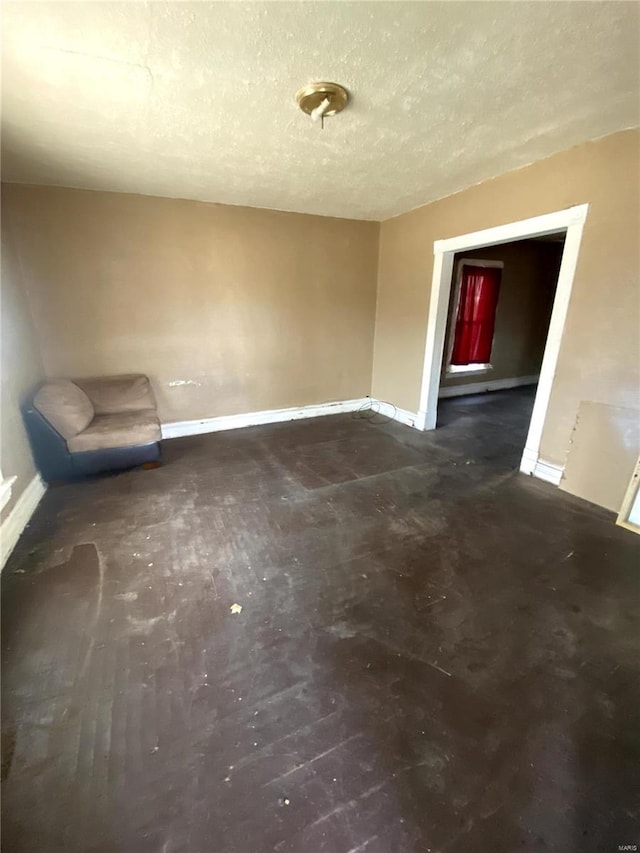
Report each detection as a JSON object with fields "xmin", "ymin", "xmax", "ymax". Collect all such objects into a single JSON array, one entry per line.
[{"xmin": 451, "ymin": 265, "xmax": 501, "ymax": 365}]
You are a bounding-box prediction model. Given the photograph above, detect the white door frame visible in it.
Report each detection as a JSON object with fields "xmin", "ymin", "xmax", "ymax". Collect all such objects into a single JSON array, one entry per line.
[{"xmin": 416, "ymin": 203, "xmax": 589, "ymax": 478}]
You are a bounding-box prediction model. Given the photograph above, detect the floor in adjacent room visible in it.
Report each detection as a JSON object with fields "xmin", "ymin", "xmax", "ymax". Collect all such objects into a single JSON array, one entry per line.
[{"xmin": 2, "ymin": 388, "xmax": 638, "ymax": 853}]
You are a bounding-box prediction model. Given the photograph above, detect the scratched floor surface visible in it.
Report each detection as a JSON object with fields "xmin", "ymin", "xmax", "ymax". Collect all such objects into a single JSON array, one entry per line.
[{"xmin": 2, "ymin": 389, "xmax": 638, "ymax": 853}]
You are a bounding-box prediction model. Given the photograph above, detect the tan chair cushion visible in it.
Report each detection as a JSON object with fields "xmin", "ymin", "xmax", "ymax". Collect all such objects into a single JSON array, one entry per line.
[
  {"xmin": 75, "ymin": 374, "xmax": 156, "ymax": 415},
  {"xmin": 33, "ymin": 380, "xmax": 94, "ymax": 439},
  {"xmin": 67, "ymin": 409, "xmax": 161, "ymax": 453}
]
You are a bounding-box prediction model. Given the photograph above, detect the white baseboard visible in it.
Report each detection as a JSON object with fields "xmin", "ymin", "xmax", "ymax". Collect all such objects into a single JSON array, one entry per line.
[
  {"xmin": 392, "ymin": 406, "xmax": 420, "ymax": 428},
  {"xmin": 162, "ymin": 397, "xmax": 370, "ymax": 439},
  {"xmin": 520, "ymin": 447, "xmax": 563, "ymax": 485},
  {"xmin": 532, "ymin": 458, "xmax": 564, "ymax": 486},
  {"xmin": 0, "ymin": 475, "xmax": 17, "ymax": 512},
  {"xmin": 1, "ymin": 474, "xmax": 46, "ymax": 570},
  {"xmin": 355, "ymin": 400, "xmax": 420, "ymax": 429},
  {"xmin": 438, "ymin": 374, "xmax": 539, "ymax": 399}
]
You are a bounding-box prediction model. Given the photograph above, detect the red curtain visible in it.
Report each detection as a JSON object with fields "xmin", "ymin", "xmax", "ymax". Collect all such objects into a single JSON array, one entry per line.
[{"xmin": 451, "ymin": 265, "xmax": 501, "ymax": 365}]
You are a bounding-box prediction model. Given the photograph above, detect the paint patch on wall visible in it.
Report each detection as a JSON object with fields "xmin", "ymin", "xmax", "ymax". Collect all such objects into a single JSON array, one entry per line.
[{"xmin": 561, "ymin": 401, "xmax": 640, "ymax": 512}]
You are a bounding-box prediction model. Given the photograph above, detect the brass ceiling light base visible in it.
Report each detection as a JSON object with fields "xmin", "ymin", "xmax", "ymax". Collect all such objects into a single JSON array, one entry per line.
[{"xmin": 295, "ymin": 82, "xmax": 349, "ymax": 127}]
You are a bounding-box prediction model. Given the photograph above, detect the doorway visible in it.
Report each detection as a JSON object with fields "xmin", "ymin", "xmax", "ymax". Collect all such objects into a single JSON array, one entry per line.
[{"xmin": 416, "ymin": 204, "xmax": 589, "ymax": 482}]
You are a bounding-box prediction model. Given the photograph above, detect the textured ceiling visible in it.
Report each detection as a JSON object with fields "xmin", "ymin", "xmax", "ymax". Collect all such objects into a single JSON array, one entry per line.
[{"xmin": 2, "ymin": 1, "xmax": 639, "ymax": 220}]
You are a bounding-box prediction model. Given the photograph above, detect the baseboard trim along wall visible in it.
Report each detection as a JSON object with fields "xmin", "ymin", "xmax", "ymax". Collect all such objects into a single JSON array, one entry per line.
[
  {"xmin": 1, "ymin": 474, "xmax": 47, "ymax": 570},
  {"xmin": 162, "ymin": 397, "xmax": 423, "ymax": 440},
  {"xmin": 532, "ymin": 458, "xmax": 564, "ymax": 486},
  {"xmin": 391, "ymin": 406, "xmax": 420, "ymax": 428},
  {"xmin": 162, "ymin": 397, "xmax": 372, "ymax": 439},
  {"xmin": 354, "ymin": 400, "xmax": 420, "ymax": 429},
  {"xmin": 438, "ymin": 374, "xmax": 539, "ymax": 399}
]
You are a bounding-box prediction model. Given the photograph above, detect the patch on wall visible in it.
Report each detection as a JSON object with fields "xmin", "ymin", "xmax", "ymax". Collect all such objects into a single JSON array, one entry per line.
[{"xmin": 561, "ymin": 401, "xmax": 640, "ymax": 512}]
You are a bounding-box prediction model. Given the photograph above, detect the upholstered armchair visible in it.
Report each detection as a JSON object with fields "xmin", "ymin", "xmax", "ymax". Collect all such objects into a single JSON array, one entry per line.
[{"xmin": 23, "ymin": 374, "xmax": 161, "ymax": 482}]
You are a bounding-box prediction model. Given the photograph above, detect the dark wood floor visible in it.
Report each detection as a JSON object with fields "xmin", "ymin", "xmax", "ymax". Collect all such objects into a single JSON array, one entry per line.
[{"xmin": 2, "ymin": 389, "xmax": 638, "ymax": 853}]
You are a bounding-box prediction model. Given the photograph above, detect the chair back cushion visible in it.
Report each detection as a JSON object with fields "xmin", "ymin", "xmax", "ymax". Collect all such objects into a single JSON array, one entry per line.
[
  {"xmin": 74, "ymin": 374, "xmax": 156, "ymax": 414},
  {"xmin": 33, "ymin": 380, "xmax": 94, "ymax": 439}
]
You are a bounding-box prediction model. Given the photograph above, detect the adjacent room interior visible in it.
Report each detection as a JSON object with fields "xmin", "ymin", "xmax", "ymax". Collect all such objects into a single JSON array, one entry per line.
[
  {"xmin": 433, "ymin": 233, "xmax": 565, "ymax": 473},
  {"xmin": 1, "ymin": 3, "xmax": 639, "ymax": 852},
  {"xmin": 440, "ymin": 237, "xmax": 563, "ymax": 401}
]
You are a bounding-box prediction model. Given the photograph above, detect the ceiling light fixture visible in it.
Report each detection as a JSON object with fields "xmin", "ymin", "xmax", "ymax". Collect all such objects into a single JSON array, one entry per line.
[{"xmin": 295, "ymin": 82, "xmax": 349, "ymax": 129}]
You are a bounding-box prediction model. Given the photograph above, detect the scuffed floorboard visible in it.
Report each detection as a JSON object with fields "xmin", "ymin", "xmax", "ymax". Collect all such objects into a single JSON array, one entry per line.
[{"xmin": 2, "ymin": 389, "xmax": 638, "ymax": 853}]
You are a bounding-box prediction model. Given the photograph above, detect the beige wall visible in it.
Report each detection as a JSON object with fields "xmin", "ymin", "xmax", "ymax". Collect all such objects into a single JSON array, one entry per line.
[
  {"xmin": 441, "ymin": 240, "xmax": 562, "ymax": 389},
  {"xmin": 3, "ymin": 186, "xmax": 379, "ymax": 423},
  {"xmin": 1, "ymin": 212, "xmax": 45, "ymax": 519},
  {"xmin": 373, "ymin": 130, "xmax": 640, "ymax": 510}
]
